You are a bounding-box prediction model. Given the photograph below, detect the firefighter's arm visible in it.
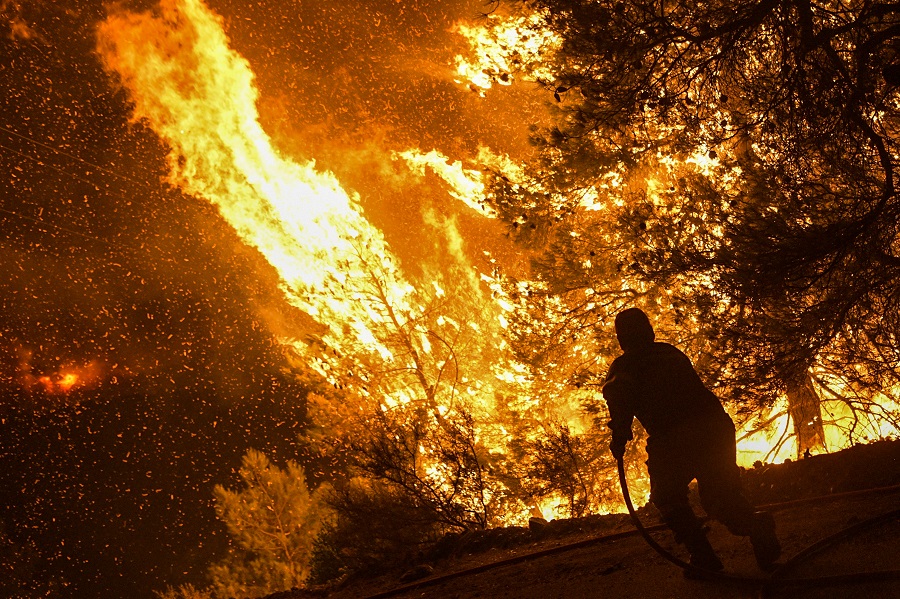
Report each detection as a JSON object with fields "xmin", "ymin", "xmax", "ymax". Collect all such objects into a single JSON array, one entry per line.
[{"xmin": 602, "ymin": 373, "xmax": 634, "ymax": 459}]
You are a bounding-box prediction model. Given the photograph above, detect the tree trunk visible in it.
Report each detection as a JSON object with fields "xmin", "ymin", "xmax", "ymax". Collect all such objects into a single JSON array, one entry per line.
[{"xmin": 786, "ymin": 373, "xmax": 826, "ymax": 458}]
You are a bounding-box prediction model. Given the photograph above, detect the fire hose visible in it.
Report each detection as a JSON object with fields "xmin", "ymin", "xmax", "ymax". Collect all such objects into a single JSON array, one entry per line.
[
  {"xmin": 615, "ymin": 456, "xmax": 900, "ymax": 596},
  {"xmin": 361, "ymin": 468, "xmax": 900, "ymax": 599}
]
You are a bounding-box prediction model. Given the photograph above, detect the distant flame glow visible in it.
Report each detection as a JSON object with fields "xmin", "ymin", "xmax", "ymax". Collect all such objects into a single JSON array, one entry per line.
[
  {"xmin": 17, "ymin": 353, "xmax": 104, "ymax": 395},
  {"xmin": 735, "ymin": 387, "xmax": 900, "ymax": 466}
]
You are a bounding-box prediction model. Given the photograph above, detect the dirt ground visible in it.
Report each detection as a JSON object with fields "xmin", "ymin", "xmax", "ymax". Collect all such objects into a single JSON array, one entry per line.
[
  {"xmin": 355, "ymin": 488, "xmax": 900, "ymax": 599},
  {"xmin": 274, "ymin": 440, "xmax": 900, "ymax": 599}
]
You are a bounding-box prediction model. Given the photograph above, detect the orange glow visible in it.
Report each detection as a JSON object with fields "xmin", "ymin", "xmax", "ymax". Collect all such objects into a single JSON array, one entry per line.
[
  {"xmin": 92, "ymin": 0, "xmax": 886, "ymax": 522},
  {"xmin": 97, "ymin": 0, "xmax": 415, "ymax": 381},
  {"xmin": 395, "ymin": 149, "xmax": 493, "ymax": 217},
  {"xmin": 734, "ymin": 387, "xmax": 900, "ymax": 466},
  {"xmin": 735, "ymin": 398, "xmax": 796, "ymax": 466},
  {"xmin": 57, "ymin": 373, "xmax": 80, "ymax": 392}
]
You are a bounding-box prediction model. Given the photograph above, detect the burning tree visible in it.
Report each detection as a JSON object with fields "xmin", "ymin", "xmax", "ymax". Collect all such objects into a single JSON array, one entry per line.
[
  {"xmin": 99, "ymin": 1, "xmax": 550, "ymax": 583},
  {"xmin": 458, "ymin": 0, "xmax": 900, "ymax": 458},
  {"xmin": 297, "ymin": 235, "xmax": 538, "ymax": 577}
]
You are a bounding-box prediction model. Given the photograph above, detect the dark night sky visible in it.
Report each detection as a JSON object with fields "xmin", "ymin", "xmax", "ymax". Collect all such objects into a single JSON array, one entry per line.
[{"xmin": 0, "ymin": 1, "xmax": 546, "ymax": 596}]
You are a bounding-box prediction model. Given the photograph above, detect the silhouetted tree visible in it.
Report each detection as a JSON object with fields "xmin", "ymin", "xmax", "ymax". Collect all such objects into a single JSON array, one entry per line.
[
  {"xmin": 519, "ymin": 422, "xmax": 610, "ymax": 517},
  {"xmin": 208, "ymin": 450, "xmax": 327, "ymax": 598}
]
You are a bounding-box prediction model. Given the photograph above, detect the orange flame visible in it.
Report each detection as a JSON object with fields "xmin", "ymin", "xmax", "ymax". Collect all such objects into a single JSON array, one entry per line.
[
  {"xmin": 95, "ymin": 0, "xmax": 572, "ymax": 525},
  {"xmin": 95, "ymin": 0, "xmax": 534, "ymax": 444},
  {"xmin": 453, "ymin": 13, "xmax": 560, "ymax": 95},
  {"xmin": 395, "ymin": 149, "xmax": 493, "ymax": 217},
  {"xmin": 97, "ymin": 0, "xmax": 417, "ymax": 383},
  {"xmin": 735, "ymin": 384, "xmax": 900, "ymax": 465}
]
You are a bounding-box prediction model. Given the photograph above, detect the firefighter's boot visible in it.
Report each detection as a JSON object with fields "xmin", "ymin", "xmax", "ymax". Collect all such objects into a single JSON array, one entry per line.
[
  {"xmin": 749, "ymin": 511, "xmax": 781, "ymax": 571},
  {"xmin": 683, "ymin": 528, "xmax": 724, "ymax": 574}
]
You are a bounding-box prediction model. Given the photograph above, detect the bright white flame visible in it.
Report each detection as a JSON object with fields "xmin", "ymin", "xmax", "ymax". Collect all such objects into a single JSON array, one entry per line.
[
  {"xmin": 396, "ymin": 149, "xmax": 494, "ymax": 217},
  {"xmin": 453, "ymin": 13, "xmax": 560, "ymax": 93}
]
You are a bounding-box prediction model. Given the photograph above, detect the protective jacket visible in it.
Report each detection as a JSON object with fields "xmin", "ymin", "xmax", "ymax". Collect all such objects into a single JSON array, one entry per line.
[{"xmin": 602, "ymin": 341, "xmax": 731, "ymax": 453}]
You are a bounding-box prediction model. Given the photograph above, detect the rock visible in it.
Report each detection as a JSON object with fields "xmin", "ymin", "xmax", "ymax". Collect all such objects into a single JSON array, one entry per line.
[
  {"xmin": 529, "ymin": 516, "xmax": 549, "ymax": 533},
  {"xmin": 399, "ymin": 563, "xmax": 434, "ymax": 582}
]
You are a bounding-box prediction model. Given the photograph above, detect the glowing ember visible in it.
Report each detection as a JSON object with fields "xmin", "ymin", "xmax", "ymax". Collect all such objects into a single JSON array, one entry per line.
[{"xmin": 57, "ymin": 373, "xmax": 79, "ymax": 391}]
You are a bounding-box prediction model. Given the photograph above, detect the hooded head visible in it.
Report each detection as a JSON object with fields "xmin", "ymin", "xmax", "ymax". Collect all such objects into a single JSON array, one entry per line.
[{"xmin": 614, "ymin": 308, "xmax": 655, "ymax": 352}]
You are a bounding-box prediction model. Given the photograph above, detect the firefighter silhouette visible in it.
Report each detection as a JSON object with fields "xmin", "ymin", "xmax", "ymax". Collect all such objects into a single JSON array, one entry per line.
[{"xmin": 602, "ymin": 308, "xmax": 781, "ymax": 571}]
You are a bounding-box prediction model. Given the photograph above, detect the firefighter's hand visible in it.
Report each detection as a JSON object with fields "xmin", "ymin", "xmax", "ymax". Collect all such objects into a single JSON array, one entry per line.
[{"xmin": 610, "ymin": 441, "xmax": 627, "ymax": 460}]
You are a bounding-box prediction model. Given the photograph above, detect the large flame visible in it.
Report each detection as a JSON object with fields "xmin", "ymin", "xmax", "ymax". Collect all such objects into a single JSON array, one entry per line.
[
  {"xmin": 96, "ymin": 0, "xmax": 540, "ymax": 496},
  {"xmin": 97, "ymin": 0, "xmax": 421, "ymax": 390},
  {"xmin": 95, "ymin": 0, "xmax": 608, "ymax": 523}
]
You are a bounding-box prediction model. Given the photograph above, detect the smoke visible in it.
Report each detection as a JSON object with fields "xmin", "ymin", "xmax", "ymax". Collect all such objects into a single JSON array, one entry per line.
[{"xmin": 0, "ymin": 0, "xmax": 46, "ymax": 41}]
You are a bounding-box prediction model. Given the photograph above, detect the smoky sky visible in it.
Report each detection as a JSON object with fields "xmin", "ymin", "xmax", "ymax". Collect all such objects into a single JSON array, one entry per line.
[{"xmin": 0, "ymin": 0, "xmax": 548, "ymax": 597}]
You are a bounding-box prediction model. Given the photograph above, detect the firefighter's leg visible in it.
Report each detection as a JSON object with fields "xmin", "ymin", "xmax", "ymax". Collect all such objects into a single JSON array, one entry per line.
[
  {"xmin": 697, "ymin": 429, "xmax": 781, "ymax": 570},
  {"xmin": 697, "ymin": 461, "xmax": 756, "ymax": 534},
  {"xmin": 648, "ymin": 453, "xmax": 723, "ymax": 572},
  {"xmin": 747, "ymin": 510, "xmax": 781, "ymax": 571}
]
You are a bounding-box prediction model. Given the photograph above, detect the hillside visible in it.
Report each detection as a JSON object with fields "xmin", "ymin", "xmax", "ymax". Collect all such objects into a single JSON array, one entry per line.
[{"xmin": 272, "ymin": 439, "xmax": 900, "ymax": 599}]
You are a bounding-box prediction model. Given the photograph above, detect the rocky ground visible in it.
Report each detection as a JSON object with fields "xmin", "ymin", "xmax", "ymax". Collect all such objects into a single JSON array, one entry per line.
[{"xmin": 271, "ymin": 440, "xmax": 900, "ymax": 599}]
